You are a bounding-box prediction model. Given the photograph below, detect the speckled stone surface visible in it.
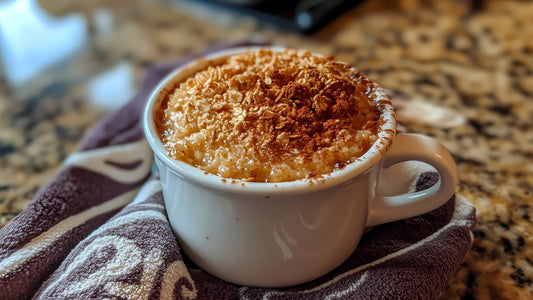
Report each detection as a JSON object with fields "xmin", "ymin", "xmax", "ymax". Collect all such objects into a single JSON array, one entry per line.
[{"xmin": 1, "ymin": 0, "xmax": 532, "ymax": 299}]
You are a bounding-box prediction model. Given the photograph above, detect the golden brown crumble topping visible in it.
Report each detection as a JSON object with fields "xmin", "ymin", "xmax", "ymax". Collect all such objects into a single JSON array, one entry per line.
[{"xmin": 157, "ymin": 49, "xmax": 382, "ymax": 182}]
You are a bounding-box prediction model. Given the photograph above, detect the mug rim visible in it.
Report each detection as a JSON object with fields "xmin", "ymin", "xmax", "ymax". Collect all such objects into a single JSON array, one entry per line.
[{"xmin": 142, "ymin": 46, "xmax": 396, "ymax": 195}]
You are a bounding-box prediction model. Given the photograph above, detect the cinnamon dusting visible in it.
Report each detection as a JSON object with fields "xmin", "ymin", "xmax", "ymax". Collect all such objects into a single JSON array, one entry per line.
[{"xmin": 157, "ymin": 49, "xmax": 383, "ymax": 182}]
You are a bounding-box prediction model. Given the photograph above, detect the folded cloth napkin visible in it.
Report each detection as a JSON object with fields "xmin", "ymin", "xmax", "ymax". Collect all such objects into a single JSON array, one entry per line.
[{"xmin": 0, "ymin": 43, "xmax": 476, "ymax": 300}]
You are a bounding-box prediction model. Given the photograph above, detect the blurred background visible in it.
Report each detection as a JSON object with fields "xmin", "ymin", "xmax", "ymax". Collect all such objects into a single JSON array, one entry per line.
[{"xmin": 1, "ymin": 0, "xmax": 532, "ymax": 299}]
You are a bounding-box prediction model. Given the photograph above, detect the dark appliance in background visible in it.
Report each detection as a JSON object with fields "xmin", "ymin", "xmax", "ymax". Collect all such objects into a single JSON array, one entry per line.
[{"xmin": 186, "ymin": 0, "xmax": 367, "ymax": 34}]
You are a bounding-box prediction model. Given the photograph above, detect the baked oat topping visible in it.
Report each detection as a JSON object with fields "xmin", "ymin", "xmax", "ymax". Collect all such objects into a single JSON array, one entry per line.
[{"xmin": 157, "ymin": 49, "xmax": 382, "ymax": 182}]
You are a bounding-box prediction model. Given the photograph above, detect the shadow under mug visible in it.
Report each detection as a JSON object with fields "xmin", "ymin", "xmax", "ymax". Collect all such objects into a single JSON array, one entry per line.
[{"xmin": 143, "ymin": 46, "xmax": 459, "ymax": 288}]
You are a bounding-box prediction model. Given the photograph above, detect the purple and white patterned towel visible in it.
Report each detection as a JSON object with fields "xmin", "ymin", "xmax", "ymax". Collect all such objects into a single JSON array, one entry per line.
[{"xmin": 0, "ymin": 43, "xmax": 476, "ymax": 300}]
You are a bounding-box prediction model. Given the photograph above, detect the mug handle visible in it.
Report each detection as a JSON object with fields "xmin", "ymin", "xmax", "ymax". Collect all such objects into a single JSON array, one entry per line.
[{"xmin": 366, "ymin": 133, "xmax": 459, "ymax": 227}]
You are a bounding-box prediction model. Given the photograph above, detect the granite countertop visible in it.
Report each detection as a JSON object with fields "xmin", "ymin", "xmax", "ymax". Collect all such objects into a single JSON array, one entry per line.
[{"xmin": 1, "ymin": 0, "xmax": 531, "ymax": 298}]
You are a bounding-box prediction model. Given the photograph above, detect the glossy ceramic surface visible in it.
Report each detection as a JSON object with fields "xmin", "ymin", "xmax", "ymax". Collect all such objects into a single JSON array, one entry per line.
[{"xmin": 143, "ymin": 46, "xmax": 458, "ymax": 287}]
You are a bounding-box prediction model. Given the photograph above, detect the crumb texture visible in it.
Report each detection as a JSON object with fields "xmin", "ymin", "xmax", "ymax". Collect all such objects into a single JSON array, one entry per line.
[{"xmin": 159, "ymin": 49, "xmax": 382, "ymax": 182}]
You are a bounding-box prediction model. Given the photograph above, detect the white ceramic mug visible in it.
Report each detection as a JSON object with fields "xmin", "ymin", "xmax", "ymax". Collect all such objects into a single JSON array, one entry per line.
[{"xmin": 143, "ymin": 47, "xmax": 459, "ymax": 288}]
